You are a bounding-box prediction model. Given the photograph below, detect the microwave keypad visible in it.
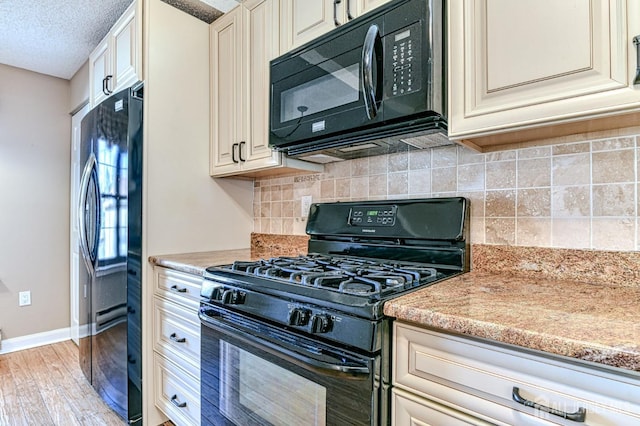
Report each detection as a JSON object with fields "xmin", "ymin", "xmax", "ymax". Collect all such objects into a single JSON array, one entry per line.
[{"xmin": 390, "ymin": 22, "xmax": 422, "ymax": 97}]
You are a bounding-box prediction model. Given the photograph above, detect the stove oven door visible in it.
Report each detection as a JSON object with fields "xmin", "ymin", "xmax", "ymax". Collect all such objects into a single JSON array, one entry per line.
[{"xmin": 199, "ymin": 304, "xmax": 382, "ymax": 426}]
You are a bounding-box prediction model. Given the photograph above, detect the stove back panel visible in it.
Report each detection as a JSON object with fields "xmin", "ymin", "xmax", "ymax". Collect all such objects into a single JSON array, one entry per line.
[{"xmin": 306, "ymin": 197, "xmax": 468, "ymax": 241}]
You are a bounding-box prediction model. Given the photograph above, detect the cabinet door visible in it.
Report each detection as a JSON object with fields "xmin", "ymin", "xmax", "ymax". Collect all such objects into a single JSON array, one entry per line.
[
  {"xmin": 449, "ymin": 0, "xmax": 640, "ymax": 140},
  {"xmin": 89, "ymin": 38, "xmax": 110, "ymax": 107},
  {"xmin": 358, "ymin": 0, "xmax": 392, "ymax": 15},
  {"xmin": 280, "ymin": 0, "xmax": 337, "ymax": 52},
  {"xmin": 242, "ymin": 0, "xmax": 281, "ymax": 170},
  {"xmin": 210, "ymin": 6, "xmax": 244, "ymax": 175},
  {"xmin": 111, "ymin": 2, "xmax": 139, "ymax": 92}
]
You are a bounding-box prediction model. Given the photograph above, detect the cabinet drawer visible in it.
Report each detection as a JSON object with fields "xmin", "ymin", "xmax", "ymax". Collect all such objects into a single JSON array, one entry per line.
[
  {"xmin": 154, "ymin": 354, "xmax": 200, "ymax": 426},
  {"xmin": 153, "ymin": 296, "xmax": 200, "ymax": 378},
  {"xmin": 393, "ymin": 387, "xmax": 498, "ymax": 426},
  {"xmin": 394, "ymin": 322, "xmax": 640, "ymax": 426},
  {"xmin": 155, "ymin": 267, "xmax": 202, "ymax": 309}
]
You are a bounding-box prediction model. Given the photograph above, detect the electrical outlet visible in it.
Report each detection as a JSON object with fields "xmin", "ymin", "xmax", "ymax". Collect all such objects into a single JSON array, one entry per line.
[
  {"xmin": 19, "ymin": 291, "xmax": 31, "ymax": 307},
  {"xmin": 301, "ymin": 195, "xmax": 312, "ymax": 217}
]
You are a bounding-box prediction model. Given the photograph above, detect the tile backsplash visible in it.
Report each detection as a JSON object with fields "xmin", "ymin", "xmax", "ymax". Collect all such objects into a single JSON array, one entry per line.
[{"xmin": 253, "ymin": 134, "xmax": 639, "ymax": 251}]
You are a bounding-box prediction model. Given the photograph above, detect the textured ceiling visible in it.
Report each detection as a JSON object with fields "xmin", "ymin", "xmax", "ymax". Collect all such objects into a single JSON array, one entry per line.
[{"xmin": 0, "ymin": 0, "xmax": 239, "ymax": 80}]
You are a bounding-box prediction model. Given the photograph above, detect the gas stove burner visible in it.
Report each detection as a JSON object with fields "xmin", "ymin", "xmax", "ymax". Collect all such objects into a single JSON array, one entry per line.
[{"xmin": 225, "ymin": 254, "xmax": 442, "ymax": 298}]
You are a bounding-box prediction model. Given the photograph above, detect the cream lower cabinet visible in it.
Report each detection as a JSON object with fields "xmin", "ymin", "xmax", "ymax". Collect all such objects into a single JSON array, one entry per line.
[
  {"xmin": 393, "ymin": 322, "xmax": 640, "ymax": 426},
  {"xmin": 279, "ymin": 0, "xmax": 392, "ymax": 52},
  {"xmin": 448, "ymin": 0, "xmax": 640, "ymax": 150},
  {"xmin": 89, "ymin": 0, "xmax": 142, "ymax": 107},
  {"xmin": 153, "ymin": 267, "xmax": 202, "ymax": 426},
  {"xmin": 210, "ymin": 0, "xmax": 323, "ymax": 178}
]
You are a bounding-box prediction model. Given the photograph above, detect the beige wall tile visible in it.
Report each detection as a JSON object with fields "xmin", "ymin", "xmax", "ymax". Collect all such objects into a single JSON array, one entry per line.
[
  {"xmin": 409, "ymin": 149, "xmax": 431, "ymax": 170},
  {"xmin": 388, "ymin": 172, "xmax": 408, "ymax": 195},
  {"xmin": 432, "ymin": 145, "xmax": 457, "ymax": 167},
  {"xmin": 518, "ymin": 157, "xmax": 550, "ymax": 188},
  {"xmin": 517, "ymin": 146, "xmax": 550, "ymax": 159},
  {"xmin": 370, "ymin": 155, "xmax": 388, "ymax": 175},
  {"xmin": 485, "ymin": 218, "xmax": 515, "ymax": 245},
  {"xmin": 486, "ymin": 190, "xmax": 516, "ymax": 217},
  {"xmin": 592, "ymin": 150, "xmax": 635, "ymax": 184},
  {"xmin": 552, "ymin": 153, "xmax": 590, "ymax": 186},
  {"xmin": 408, "ymin": 169, "xmax": 431, "ymax": 195},
  {"xmin": 320, "ymin": 179, "xmax": 335, "ymax": 200},
  {"xmin": 282, "ymin": 184, "xmax": 294, "ymax": 201},
  {"xmin": 486, "ymin": 150, "xmax": 517, "ymax": 162},
  {"xmin": 517, "ymin": 188, "xmax": 551, "ymax": 217},
  {"xmin": 350, "ymin": 176, "xmax": 369, "ymax": 200},
  {"xmin": 552, "ymin": 186, "xmax": 590, "ymax": 217},
  {"xmin": 552, "ymin": 218, "xmax": 591, "ymax": 248},
  {"xmin": 458, "ymin": 146, "xmax": 485, "ymax": 165},
  {"xmin": 552, "ymin": 142, "xmax": 590, "ymax": 155},
  {"xmin": 253, "ymin": 132, "xmax": 640, "ymax": 249},
  {"xmin": 592, "ymin": 183, "xmax": 635, "ymax": 216},
  {"xmin": 516, "ymin": 218, "xmax": 552, "ymax": 247},
  {"xmin": 591, "ymin": 136, "xmax": 635, "ymax": 151},
  {"xmin": 591, "ymin": 218, "xmax": 635, "ymax": 251},
  {"xmin": 432, "ymin": 167, "xmax": 456, "ymax": 193},
  {"xmin": 458, "ymin": 163, "xmax": 485, "ymax": 191},
  {"xmin": 351, "ymin": 157, "xmax": 370, "ymax": 176},
  {"xmin": 335, "ymin": 178, "xmax": 351, "ymax": 199},
  {"xmin": 388, "ymin": 151, "xmax": 408, "ymax": 172}
]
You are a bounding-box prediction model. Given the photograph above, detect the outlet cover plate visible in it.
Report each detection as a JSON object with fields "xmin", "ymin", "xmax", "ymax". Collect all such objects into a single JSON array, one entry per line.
[{"xmin": 19, "ymin": 291, "xmax": 31, "ymax": 306}]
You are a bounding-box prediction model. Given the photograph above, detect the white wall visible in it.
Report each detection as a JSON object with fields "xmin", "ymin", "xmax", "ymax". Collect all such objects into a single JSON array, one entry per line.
[{"xmin": 0, "ymin": 64, "xmax": 71, "ymax": 340}]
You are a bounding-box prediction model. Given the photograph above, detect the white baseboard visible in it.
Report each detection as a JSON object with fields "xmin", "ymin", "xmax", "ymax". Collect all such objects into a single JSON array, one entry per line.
[{"xmin": 0, "ymin": 327, "xmax": 71, "ymax": 355}]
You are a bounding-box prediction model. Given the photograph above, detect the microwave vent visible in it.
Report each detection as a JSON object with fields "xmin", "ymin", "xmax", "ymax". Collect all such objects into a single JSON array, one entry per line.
[{"xmin": 400, "ymin": 131, "xmax": 452, "ymax": 150}]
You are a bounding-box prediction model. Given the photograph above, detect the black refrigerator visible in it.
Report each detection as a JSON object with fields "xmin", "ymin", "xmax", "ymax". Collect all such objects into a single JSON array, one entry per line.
[{"xmin": 78, "ymin": 85, "xmax": 143, "ymax": 424}]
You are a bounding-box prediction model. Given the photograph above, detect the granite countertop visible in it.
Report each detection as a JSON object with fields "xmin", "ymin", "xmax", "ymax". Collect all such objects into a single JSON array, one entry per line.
[
  {"xmin": 150, "ymin": 237, "xmax": 640, "ymax": 375},
  {"xmin": 384, "ymin": 270, "xmax": 640, "ymax": 374},
  {"xmin": 148, "ymin": 249, "xmax": 254, "ymax": 276}
]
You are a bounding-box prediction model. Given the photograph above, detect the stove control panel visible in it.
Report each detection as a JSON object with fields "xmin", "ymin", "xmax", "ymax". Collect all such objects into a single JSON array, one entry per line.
[{"xmin": 349, "ymin": 205, "xmax": 397, "ymax": 226}]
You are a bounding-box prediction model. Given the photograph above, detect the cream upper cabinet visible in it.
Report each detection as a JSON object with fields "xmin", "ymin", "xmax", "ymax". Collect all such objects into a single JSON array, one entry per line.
[
  {"xmin": 280, "ymin": 0, "xmax": 391, "ymax": 52},
  {"xmin": 89, "ymin": 1, "xmax": 142, "ymax": 107},
  {"xmin": 448, "ymin": 0, "xmax": 640, "ymax": 149},
  {"xmin": 210, "ymin": 0, "xmax": 323, "ymax": 177}
]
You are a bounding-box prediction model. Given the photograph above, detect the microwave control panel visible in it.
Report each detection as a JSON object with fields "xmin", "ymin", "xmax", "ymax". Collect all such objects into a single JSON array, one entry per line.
[
  {"xmin": 388, "ymin": 21, "xmax": 422, "ymax": 97},
  {"xmin": 349, "ymin": 205, "xmax": 397, "ymax": 226}
]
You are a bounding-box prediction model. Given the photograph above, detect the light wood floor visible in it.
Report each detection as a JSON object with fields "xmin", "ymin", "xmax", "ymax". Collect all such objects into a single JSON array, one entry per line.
[{"xmin": 0, "ymin": 340, "xmax": 126, "ymax": 425}]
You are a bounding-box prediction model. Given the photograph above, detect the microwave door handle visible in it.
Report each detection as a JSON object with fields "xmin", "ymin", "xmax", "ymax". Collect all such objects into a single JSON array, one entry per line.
[{"xmin": 362, "ymin": 24, "xmax": 380, "ymax": 120}]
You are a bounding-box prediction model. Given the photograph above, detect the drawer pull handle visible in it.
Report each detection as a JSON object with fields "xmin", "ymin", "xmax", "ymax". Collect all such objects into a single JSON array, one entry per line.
[
  {"xmin": 171, "ymin": 394, "xmax": 187, "ymax": 408},
  {"xmin": 170, "ymin": 333, "xmax": 186, "ymax": 343},
  {"xmin": 170, "ymin": 285, "xmax": 187, "ymax": 293},
  {"xmin": 512, "ymin": 387, "xmax": 586, "ymax": 422}
]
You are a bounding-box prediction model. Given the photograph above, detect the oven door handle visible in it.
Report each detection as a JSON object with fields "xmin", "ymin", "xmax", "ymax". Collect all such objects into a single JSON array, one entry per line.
[{"xmin": 199, "ymin": 309, "xmax": 371, "ymax": 378}]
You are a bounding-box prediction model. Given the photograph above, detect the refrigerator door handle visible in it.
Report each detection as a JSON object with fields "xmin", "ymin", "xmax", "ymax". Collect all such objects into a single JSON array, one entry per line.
[{"xmin": 78, "ymin": 153, "xmax": 100, "ymax": 275}]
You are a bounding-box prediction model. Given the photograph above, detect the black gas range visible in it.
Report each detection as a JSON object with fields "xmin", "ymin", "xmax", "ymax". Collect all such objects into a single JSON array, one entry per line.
[{"xmin": 199, "ymin": 197, "xmax": 469, "ymax": 425}]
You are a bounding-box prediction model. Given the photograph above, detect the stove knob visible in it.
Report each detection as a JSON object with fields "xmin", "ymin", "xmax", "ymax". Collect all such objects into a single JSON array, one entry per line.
[
  {"xmin": 309, "ymin": 314, "xmax": 332, "ymax": 334},
  {"xmin": 221, "ymin": 289, "xmax": 245, "ymax": 305},
  {"xmin": 288, "ymin": 308, "xmax": 310, "ymax": 326}
]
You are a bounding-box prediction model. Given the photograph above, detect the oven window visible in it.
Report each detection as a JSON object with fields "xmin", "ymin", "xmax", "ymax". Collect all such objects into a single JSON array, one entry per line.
[
  {"xmin": 280, "ymin": 63, "xmax": 360, "ymax": 123},
  {"xmin": 219, "ymin": 341, "xmax": 327, "ymax": 425}
]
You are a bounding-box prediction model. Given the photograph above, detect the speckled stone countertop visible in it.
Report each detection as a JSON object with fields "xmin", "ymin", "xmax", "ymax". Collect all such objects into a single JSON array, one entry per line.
[
  {"xmin": 149, "ymin": 249, "xmax": 254, "ymax": 276},
  {"xmin": 385, "ymin": 245, "xmax": 640, "ymax": 374},
  {"xmin": 148, "ymin": 233, "xmax": 310, "ymax": 275},
  {"xmin": 150, "ymin": 238, "xmax": 640, "ymax": 374}
]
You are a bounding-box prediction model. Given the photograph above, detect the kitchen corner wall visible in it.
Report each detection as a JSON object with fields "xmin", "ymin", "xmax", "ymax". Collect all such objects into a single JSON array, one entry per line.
[{"xmin": 253, "ymin": 134, "xmax": 640, "ymax": 252}]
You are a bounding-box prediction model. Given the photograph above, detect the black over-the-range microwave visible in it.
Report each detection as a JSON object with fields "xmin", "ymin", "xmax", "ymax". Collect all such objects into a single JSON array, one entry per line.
[{"xmin": 269, "ymin": 0, "xmax": 448, "ymax": 163}]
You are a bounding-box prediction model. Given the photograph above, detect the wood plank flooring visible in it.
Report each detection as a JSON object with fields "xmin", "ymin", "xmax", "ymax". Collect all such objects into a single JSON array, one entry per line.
[{"xmin": 0, "ymin": 340, "xmax": 126, "ymax": 425}]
